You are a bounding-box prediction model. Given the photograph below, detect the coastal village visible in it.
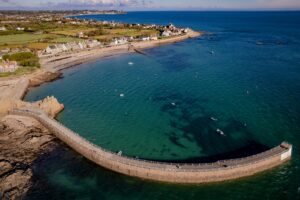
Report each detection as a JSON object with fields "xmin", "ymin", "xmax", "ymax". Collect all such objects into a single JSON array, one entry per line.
[
  {"xmin": 39, "ymin": 24, "xmax": 190, "ymax": 57},
  {"xmin": 0, "ymin": 11, "xmax": 192, "ymax": 75}
]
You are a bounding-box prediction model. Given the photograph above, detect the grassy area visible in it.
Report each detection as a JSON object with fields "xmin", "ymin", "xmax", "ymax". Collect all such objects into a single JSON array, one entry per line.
[
  {"xmin": 0, "ymin": 52, "xmax": 40, "ymax": 77},
  {"xmin": 49, "ymin": 37, "xmax": 83, "ymax": 43},
  {"xmin": 3, "ymin": 52, "xmax": 40, "ymax": 67},
  {"xmin": 0, "ymin": 30, "xmax": 26, "ymax": 36},
  {"xmin": 0, "ymin": 66, "xmax": 37, "ymax": 77},
  {"xmin": 0, "ymin": 33, "xmax": 82, "ymax": 50},
  {"xmin": 51, "ymin": 28, "xmax": 96, "ymax": 37},
  {"xmin": 27, "ymin": 42, "xmax": 51, "ymax": 50},
  {"xmin": 0, "ymin": 33, "xmax": 58, "ymax": 45}
]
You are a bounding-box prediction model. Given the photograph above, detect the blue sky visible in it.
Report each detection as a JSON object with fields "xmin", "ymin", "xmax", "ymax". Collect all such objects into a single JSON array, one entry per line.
[{"xmin": 0, "ymin": 0, "xmax": 300, "ymax": 10}]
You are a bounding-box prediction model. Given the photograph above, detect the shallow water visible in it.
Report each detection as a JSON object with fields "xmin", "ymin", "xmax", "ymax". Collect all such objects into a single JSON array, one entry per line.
[{"xmin": 25, "ymin": 12, "xmax": 300, "ymax": 199}]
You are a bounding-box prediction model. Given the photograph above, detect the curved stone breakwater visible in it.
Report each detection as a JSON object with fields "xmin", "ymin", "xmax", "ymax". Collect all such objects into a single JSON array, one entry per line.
[{"xmin": 10, "ymin": 108, "xmax": 293, "ymax": 184}]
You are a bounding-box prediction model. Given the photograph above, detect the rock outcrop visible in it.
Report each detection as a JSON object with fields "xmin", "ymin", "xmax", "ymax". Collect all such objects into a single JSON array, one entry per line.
[
  {"xmin": 29, "ymin": 71, "xmax": 62, "ymax": 87},
  {"xmin": 0, "ymin": 96, "xmax": 64, "ymax": 119},
  {"xmin": 32, "ymin": 96, "xmax": 64, "ymax": 118},
  {"xmin": 0, "ymin": 115, "xmax": 55, "ymax": 200}
]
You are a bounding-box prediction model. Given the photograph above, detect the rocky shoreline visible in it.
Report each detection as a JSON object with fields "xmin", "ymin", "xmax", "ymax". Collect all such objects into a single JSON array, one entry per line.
[
  {"xmin": 0, "ymin": 71, "xmax": 64, "ymax": 199},
  {"xmin": 29, "ymin": 70, "xmax": 62, "ymax": 88},
  {"xmin": 0, "ymin": 115, "xmax": 56, "ymax": 199}
]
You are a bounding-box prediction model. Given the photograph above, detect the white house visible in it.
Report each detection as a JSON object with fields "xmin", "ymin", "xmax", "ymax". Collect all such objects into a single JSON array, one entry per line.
[
  {"xmin": 16, "ymin": 27, "xmax": 25, "ymax": 31},
  {"xmin": 161, "ymin": 31, "xmax": 172, "ymax": 37},
  {"xmin": 126, "ymin": 36, "xmax": 134, "ymax": 42},
  {"xmin": 0, "ymin": 61, "xmax": 19, "ymax": 73},
  {"xmin": 150, "ymin": 36, "xmax": 158, "ymax": 41},
  {"xmin": 167, "ymin": 23, "xmax": 175, "ymax": 29},
  {"xmin": 86, "ymin": 40, "xmax": 101, "ymax": 48},
  {"xmin": 110, "ymin": 40, "xmax": 119, "ymax": 46},
  {"xmin": 78, "ymin": 41, "xmax": 87, "ymax": 49},
  {"xmin": 77, "ymin": 32, "xmax": 85, "ymax": 38},
  {"xmin": 44, "ymin": 45, "xmax": 59, "ymax": 55},
  {"xmin": 110, "ymin": 38, "xmax": 128, "ymax": 46},
  {"xmin": 0, "ymin": 27, "xmax": 7, "ymax": 31},
  {"xmin": 56, "ymin": 44, "xmax": 68, "ymax": 52},
  {"xmin": 67, "ymin": 42, "xmax": 81, "ymax": 51},
  {"xmin": 183, "ymin": 28, "xmax": 191, "ymax": 33},
  {"xmin": 0, "ymin": 48, "xmax": 10, "ymax": 54},
  {"xmin": 118, "ymin": 38, "xmax": 128, "ymax": 45},
  {"xmin": 141, "ymin": 36, "xmax": 150, "ymax": 41}
]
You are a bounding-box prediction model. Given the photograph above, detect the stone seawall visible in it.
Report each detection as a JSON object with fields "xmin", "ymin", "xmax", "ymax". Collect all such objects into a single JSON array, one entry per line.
[{"xmin": 10, "ymin": 108, "xmax": 293, "ymax": 184}]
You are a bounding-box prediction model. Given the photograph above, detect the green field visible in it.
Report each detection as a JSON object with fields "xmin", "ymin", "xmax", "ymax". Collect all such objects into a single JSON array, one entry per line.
[
  {"xmin": 0, "ymin": 33, "xmax": 57, "ymax": 45},
  {"xmin": 49, "ymin": 37, "xmax": 83, "ymax": 43},
  {"xmin": 0, "ymin": 33, "xmax": 83, "ymax": 50},
  {"xmin": 51, "ymin": 28, "xmax": 97, "ymax": 36}
]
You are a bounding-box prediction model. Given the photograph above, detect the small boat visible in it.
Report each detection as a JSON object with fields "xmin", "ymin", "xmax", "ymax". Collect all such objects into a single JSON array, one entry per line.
[
  {"xmin": 210, "ymin": 117, "xmax": 218, "ymax": 121},
  {"xmin": 117, "ymin": 151, "xmax": 122, "ymax": 156},
  {"xmin": 216, "ymin": 129, "xmax": 225, "ymax": 136},
  {"xmin": 171, "ymin": 102, "xmax": 176, "ymax": 106},
  {"xmin": 128, "ymin": 62, "xmax": 134, "ymax": 65},
  {"xmin": 120, "ymin": 93, "xmax": 125, "ymax": 97},
  {"xmin": 209, "ymin": 50, "xmax": 215, "ymax": 55}
]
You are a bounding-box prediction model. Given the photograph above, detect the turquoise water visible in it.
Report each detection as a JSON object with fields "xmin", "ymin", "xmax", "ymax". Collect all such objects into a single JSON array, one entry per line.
[{"xmin": 25, "ymin": 12, "xmax": 300, "ymax": 199}]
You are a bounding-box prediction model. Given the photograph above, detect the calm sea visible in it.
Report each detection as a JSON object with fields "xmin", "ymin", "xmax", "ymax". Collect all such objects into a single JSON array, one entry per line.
[{"xmin": 25, "ymin": 12, "xmax": 300, "ymax": 199}]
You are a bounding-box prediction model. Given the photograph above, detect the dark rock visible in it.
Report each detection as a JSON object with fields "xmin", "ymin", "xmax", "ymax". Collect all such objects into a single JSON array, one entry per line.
[{"xmin": 0, "ymin": 115, "xmax": 55, "ymax": 199}]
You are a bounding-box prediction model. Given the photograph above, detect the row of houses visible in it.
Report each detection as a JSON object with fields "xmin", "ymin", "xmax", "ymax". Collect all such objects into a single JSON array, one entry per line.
[
  {"xmin": 41, "ymin": 23, "xmax": 187, "ymax": 55},
  {"xmin": 42, "ymin": 39, "xmax": 101, "ymax": 55},
  {"xmin": 0, "ymin": 60, "xmax": 19, "ymax": 73},
  {"xmin": 109, "ymin": 35, "xmax": 158, "ymax": 46}
]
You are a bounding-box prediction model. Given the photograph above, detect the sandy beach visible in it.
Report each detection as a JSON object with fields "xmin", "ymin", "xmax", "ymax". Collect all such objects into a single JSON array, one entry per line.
[{"xmin": 40, "ymin": 30, "xmax": 202, "ymax": 72}]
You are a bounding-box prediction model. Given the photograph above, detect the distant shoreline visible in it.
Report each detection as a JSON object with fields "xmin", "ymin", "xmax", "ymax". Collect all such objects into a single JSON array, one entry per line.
[
  {"xmin": 66, "ymin": 12, "xmax": 127, "ymax": 18},
  {"xmin": 40, "ymin": 30, "xmax": 202, "ymax": 73}
]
